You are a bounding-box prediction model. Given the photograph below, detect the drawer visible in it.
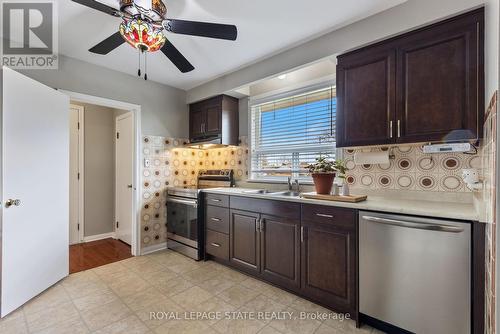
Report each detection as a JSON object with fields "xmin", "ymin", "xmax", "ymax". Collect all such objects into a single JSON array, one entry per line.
[
  {"xmin": 206, "ymin": 205, "xmax": 229, "ymax": 234},
  {"xmin": 301, "ymin": 204, "xmax": 356, "ymax": 230},
  {"xmin": 206, "ymin": 230, "xmax": 229, "ymax": 260},
  {"xmin": 205, "ymin": 193, "xmax": 229, "ymax": 207},
  {"xmin": 230, "ymin": 196, "xmax": 300, "ymax": 220}
]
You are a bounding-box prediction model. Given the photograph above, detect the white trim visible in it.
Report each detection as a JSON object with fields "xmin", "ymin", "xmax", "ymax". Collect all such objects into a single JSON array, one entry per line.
[
  {"xmin": 83, "ymin": 232, "xmax": 116, "ymax": 243},
  {"xmin": 60, "ymin": 90, "xmax": 142, "ymax": 257},
  {"xmin": 59, "ymin": 91, "xmax": 140, "ymax": 111},
  {"xmin": 141, "ymin": 243, "xmax": 167, "ymax": 255},
  {"xmin": 249, "ymin": 76, "xmax": 336, "ymax": 105}
]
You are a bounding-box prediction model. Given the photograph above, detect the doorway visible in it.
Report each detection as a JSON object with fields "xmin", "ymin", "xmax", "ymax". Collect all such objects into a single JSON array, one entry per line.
[{"xmin": 65, "ymin": 91, "xmax": 141, "ymax": 264}]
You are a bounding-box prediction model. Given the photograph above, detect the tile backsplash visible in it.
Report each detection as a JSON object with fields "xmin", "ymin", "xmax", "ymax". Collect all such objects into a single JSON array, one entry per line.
[
  {"xmin": 140, "ymin": 136, "xmax": 249, "ymax": 251},
  {"xmin": 343, "ymin": 144, "xmax": 482, "ymax": 193},
  {"xmin": 483, "ymin": 91, "xmax": 497, "ymax": 334}
]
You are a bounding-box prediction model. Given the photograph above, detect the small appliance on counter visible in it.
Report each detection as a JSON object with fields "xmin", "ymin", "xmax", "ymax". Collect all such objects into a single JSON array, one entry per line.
[{"xmin": 166, "ymin": 169, "xmax": 234, "ymax": 260}]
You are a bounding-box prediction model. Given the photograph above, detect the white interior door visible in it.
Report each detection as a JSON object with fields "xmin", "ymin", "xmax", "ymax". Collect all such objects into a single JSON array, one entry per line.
[
  {"xmin": 69, "ymin": 105, "xmax": 84, "ymax": 245},
  {"xmin": 1, "ymin": 67, "xmax": 70, "ymax": 317},
  {"xmin": 115, "ymin": 113, "xmax": 134, "ymax": 245}
]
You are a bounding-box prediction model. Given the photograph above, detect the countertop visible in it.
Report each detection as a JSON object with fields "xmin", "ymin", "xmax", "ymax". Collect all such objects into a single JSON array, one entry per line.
[{"xmin": 202, "ymin": 187, "xmax": 480, "ymax": 222}]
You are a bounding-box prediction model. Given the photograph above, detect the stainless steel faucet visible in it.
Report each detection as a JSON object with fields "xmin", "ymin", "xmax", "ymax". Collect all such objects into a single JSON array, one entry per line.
[
  {"xmin": 294, "ymin": 179, "xmax": 300, "ymax": 193},
  {"xmin": 287, "ymin": 176, "xmax": 293, "ymax": 191}
]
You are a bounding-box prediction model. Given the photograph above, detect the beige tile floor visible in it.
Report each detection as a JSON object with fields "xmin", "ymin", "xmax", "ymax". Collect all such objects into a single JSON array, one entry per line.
[{"xmin": 0, "ymin": 249, "xmax": 384, "ymax": 334}]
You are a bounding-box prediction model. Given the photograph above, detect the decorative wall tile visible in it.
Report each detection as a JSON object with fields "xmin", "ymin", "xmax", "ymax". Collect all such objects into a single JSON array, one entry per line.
[
  {"xmin": 343, "ymin": 144, "xmax": 482, "ymax": 193},
  {"xmin": 140, "ymin": 136, "xmax": 249, "ymax": 250},
  {"xmin": 483, "ymin": 91, "xmax": 497, "ymax": 334}
]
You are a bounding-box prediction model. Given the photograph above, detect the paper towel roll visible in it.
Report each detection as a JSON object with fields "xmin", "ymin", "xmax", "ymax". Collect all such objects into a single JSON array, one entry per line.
[{"xmin": 354, "ymin": 151, "xmax": 390, "ymax": 165}]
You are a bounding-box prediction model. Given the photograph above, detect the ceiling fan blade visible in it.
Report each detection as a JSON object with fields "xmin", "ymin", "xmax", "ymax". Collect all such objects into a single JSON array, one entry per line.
[
  {"xmin": 161, "ymin": 40, "xmax": 195, "ymax": 73},
  {"xmin": 71, "ymin": 0, "xmax": 120, "ymax": 17},
  {"xmin": 165, "ymin": 19, "xmax": 237, "ymax": 41},
  {"xmin": 89, "ymin": 32, "xmax": 125, "ymax": 55}
]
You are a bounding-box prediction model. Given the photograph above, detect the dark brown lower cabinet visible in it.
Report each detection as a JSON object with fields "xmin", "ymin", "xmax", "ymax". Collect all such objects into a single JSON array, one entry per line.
[
  {"xmin": 260, "ymin": 215, "xmax": 300, "ymax": 291},
  {"xmin": 229, "ymin": 210, "xmax": 260, "ymax": 274},
  {"xmin": 301, "ymin": 219, "xmax": 357, "ymax": 316}
]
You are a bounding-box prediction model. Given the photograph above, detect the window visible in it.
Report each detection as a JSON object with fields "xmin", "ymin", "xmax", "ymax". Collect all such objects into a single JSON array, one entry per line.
[{"xmin": 250, "ymin": 85, "xmax": 336, "ymax": 181}]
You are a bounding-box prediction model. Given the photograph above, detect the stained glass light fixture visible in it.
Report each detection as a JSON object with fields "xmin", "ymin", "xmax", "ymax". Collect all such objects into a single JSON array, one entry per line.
[{"xmin": 119, "ymin": 18, "xmax": 166, "ymax": 52}]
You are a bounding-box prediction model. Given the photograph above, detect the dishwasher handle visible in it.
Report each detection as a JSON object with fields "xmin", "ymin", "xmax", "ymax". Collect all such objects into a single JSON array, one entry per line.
[{"xmin": 361, "ymin": 215, "xmax": 464, "ymax": 233}]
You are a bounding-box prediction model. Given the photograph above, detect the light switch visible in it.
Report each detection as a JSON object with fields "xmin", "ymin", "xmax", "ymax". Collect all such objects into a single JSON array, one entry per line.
[{"xmin": 144, "ymin": 159, "xmax": 150, "ymax": 168}]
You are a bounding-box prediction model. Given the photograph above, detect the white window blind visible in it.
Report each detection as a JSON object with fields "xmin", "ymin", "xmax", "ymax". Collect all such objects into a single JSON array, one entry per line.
[{"xmin": 250, "ymin": 85, "xmax": 336, "ymax": 181}]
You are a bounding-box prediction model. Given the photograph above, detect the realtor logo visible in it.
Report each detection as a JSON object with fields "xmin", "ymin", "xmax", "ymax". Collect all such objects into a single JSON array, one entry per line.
[{"xmin": 1, "ymin": 0, "xmax": 58, "ymax": 69}]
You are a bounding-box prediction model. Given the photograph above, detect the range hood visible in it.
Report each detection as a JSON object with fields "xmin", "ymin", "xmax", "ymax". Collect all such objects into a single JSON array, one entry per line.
[{"xmin": 185, "ymin": 136, "xmax": 231, "ymax": 149}]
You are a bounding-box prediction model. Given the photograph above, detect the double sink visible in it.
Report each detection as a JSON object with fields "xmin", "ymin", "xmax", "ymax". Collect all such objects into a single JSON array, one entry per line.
[{"xmin": 241, "ymin": 189, "xmax": 301, "ymax": 198}]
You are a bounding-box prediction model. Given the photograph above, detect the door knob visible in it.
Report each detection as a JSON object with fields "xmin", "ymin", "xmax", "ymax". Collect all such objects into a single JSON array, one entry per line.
[
  {"xmin": 4, "ymin": 199, "xmax": 21, "ymax": 208},
  {"xmin": 127, "ymin": 184, "xmax": 133, "ymax": 188}
]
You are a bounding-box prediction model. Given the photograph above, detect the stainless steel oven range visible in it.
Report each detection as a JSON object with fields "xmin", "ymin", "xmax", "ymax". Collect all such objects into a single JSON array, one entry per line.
[{"xmin": 166, "ymin": 170, "xmax": 233, "ymax": 260}]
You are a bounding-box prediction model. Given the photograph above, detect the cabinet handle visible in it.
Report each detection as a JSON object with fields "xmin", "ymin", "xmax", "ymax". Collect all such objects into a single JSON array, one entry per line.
[
  {"xmin": 211, "ymin": 217, "xmax": 221, "ymax": 222},
  {"xmin": 256, "ymin": 219, "xmax": 260, "ymax": 232},
  {"xmin": 397, "ymin": 120, "xmax": 401, "ymax": 138},
  {"xmin": 210, "ymin": 243, "xmax": 221, "ymax": 247},
  {"xmin": 211, "ymin": 199, "xmax": 221, "ymax": 202},
  {"xmin": 300, "ymin": 226, "xmax": 304, "ymax": 243},
  {"xmin": 260, "ymin": 220, "xmax": 265, "ymax": 232},
  {"xmin": 389, "ymin": 121, "xmax": 393, "ymax": 138},
  {"xmin": 316, "ymin": 213, "xmax": 334, "ymax": 218}
]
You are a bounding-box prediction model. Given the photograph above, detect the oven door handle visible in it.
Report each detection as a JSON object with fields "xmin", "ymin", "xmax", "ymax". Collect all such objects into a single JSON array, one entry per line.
[{"xmin": 166, "ymin": 198, "xmax": 198, "ymax": 208}]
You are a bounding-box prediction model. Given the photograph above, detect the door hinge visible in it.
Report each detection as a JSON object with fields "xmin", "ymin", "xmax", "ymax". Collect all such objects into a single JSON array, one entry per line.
[
  {"xmin": 116, "ymin": 221, "xmax": 119, "ymax": 228},
  {"xmin": 77, "ymin": 172, "xmax": 80, "ymax": 180},
  {"xmin": 77, "ymin": 223, "xmax": 80, "ymax": 231},
  {"xmin": 116, "ymin": 132, "xmax": 120, "ymax": 139},
  {"xmin": 77, "ymin": 122, "xmax": 80, "ymax": 130}
]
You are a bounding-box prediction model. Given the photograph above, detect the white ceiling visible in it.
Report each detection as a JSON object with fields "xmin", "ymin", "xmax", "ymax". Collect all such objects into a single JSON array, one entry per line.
[{"xmin": 60, "ymin": 0, "xmax": 406, "ymax": 90}]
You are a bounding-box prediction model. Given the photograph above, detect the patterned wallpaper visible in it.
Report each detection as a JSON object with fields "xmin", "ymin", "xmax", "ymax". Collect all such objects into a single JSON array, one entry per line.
[
  {"xmin": 343, "ymin": 144, "xmax": 482, "ymax": 192},
  {"xmin": 140, "ymin": 136, "xmax": 249, "ymax": 250}
]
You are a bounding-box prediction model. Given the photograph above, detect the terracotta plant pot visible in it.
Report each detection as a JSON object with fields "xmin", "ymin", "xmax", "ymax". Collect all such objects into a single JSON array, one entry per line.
[{"xmin": 312, "ymin": 173, "xmax": 336, "ymax": 195}]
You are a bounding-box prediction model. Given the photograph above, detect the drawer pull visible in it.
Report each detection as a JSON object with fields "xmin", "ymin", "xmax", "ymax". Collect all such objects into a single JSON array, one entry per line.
[
  {"xmin": 211, "ymin": 199, "xmax": 222, "ymax": 202},
  {"xmin": 211, "ymin": 217, "xmax": 221, "ymax": 222},
  {"xmin": 210, "ymin": 243, "xmax": 221, "ymax": 247},
  {"xmin": 316, "ymin": 213, "xmax": 334, "ymax": 218}
]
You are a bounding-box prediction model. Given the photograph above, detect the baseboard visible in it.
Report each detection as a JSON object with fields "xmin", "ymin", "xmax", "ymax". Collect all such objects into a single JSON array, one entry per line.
[
  {"xmin": 83, "ymin": 232, "xmax": 116, "ymax": 243},
  {"xmin": 141, "ymin": 243, "xmax": 167, "ymax": 255}
]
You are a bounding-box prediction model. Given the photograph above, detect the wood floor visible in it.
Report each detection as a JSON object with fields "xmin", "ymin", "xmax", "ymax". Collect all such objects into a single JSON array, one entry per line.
[{"xmin": 69, "ymin": 238, "xmax": 132, "ymax": 274}]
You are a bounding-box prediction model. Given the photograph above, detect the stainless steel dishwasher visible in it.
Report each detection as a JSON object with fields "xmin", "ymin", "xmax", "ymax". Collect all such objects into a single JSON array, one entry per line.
[{"xmin": 359, "ymin": 211, "xmax": 471, "ymax": 334}]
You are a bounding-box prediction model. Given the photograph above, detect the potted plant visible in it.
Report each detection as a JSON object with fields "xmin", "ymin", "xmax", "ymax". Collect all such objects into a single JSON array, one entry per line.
[{"xmin": 307, "ymin": 156, "xmax": 336, "ymax": 194}]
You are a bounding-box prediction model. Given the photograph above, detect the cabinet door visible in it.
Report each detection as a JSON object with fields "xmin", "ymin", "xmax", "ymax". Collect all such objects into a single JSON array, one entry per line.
[
  {"xmin": 301, "ymin": 220, "xmax": 357, "ymax": 314},
  {"xmin": 189, "ymin": 107, "xmax": 205, "ymax": 138},
  {"xmin": 396, "ymin": 11, "xmax": 483, "ymax": 143},
  {"xmin": 336, "ymin": 47, "xmax": 396, "ymax": 147},
  {"xmin": 260, "ymin": 215, "xmax": 300, "ymax": 291},
  {"xmin": 205, "ymin": 104, "xmax": 222, "ymax": 133},
  {"xmin": 229, "ymin": 210, "xmax": 260, "ymax": 274}
]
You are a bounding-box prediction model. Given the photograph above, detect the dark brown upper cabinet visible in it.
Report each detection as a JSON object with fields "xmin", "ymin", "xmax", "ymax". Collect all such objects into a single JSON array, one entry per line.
[
  {"xmin": 336, "ymin": 8, "xmax": 484, "ymax": 147},
  {"xmin": 336, "ymin": 47, "xmax": 396, "ymax": 147},
  {"xmin": 189, "ymin": 95, "xmax": 239, "ymax": 146}
]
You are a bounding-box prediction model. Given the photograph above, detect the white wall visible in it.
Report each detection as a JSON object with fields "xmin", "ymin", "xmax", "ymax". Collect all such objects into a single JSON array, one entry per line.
[
  {"xmin": 19, "ymin": 55, "xmax": 188, "ymax": 138},
  {"xmin": 187, "ymin": 0, "xmax": 486, "ymax": 104},
  {"xmin": 75, "ymin": 103, "xmax": 116, "ymax": 237}
]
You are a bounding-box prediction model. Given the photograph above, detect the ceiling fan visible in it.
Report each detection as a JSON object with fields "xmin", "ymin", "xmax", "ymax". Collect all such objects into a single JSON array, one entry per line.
[{"xmin": 71, "ymin": 0, "xmax": 238, "ymax": 78}]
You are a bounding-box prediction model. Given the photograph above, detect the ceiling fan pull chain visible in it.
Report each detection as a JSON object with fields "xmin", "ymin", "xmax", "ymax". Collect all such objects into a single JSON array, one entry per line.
[
  {"xmin": 144, "ymin": 52, "xmax": 148, "ymax": 81},
  {"xmin": 137, "ymin": 49, "xmax": 141, "ymax": 77}
]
